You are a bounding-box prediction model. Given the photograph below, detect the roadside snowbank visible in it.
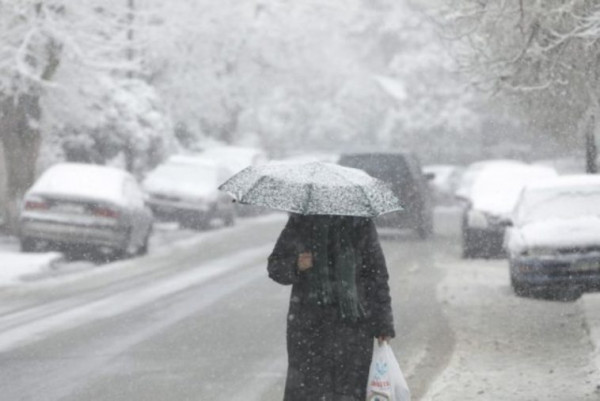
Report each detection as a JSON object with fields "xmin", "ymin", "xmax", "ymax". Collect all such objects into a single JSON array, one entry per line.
[{"xmin": 0, "ymin": 249, "xmax": 61, "ymax": 285}]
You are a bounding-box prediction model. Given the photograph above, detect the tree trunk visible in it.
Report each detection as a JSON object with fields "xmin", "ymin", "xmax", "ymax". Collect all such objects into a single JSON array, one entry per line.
[
  {"xmin": 0, "ymin": 94, "xmax": 42, "ymax": 235},
  {"xmin": 586, "ymin": 120, "xmax": 598, "ymax": 174},
  {"xmin": 585, "ymin": 86, "xmax": 600, "ymax": 174},
  {"xmin": 585, "ymin": 130, "xmax": 598, "ymax": 174}
]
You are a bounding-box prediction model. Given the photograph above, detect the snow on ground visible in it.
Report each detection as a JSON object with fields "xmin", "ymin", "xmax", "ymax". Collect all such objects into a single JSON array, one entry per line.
[
  {"xmin": 0, "ymin": 236, "xmax": 62, "ymax": 286},
  {"xmin": 433, "ymin": 205, "xmax": 462, "ymax": 237},
  {"xmin": 0, "ymin": 213, "xmax": 286, "ymax": 286},
  {"xmin": 581, "ymin": 293, "xmax": 600, "ymax": 385},
  {"xmin": 0, "ymin": 245, "xmax": 273, "ymax": 353},
  {"xmin": 423, "ymin": 257, "xmax": 599, "ymax": 400}
]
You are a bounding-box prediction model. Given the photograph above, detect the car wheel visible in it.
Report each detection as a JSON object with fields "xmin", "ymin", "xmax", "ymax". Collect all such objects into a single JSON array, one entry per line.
[
  {"xmin": 194, "ymin": 213, "xmax": 210, "ymax": 230},
  {"xmin": 510, "ymin": 274, "xmax": 528, "ymax": 296},
  {"xmin": 181, "ymin": 213, "xmax": 209, "ymax": 230},
  {"xmin": 223, "ymin": 211, "xmax": 235, "ymax": 227},
  {"xmin": 20, "ymin": 237, "xmax": 38, "ymax": 253},
  {"xmin": 462, "ymin": 227, "xmax": 477, "ymax": 259},
  {"xmin": 113, "ymin": 228, "xmax": 135, "ymax": 259},
  {"xmin": 138, "ymin": 226, "xmax": 152, "ymax": 256},
  {"xmin": 416, "ymin": 217, "xmax": 433, "ymax": 239}
]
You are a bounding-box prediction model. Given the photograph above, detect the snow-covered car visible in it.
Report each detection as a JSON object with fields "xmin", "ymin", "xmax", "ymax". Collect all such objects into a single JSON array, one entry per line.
[
  {"xmin": 19, "ymin": 163, "xmax": 153, "ymax": 257},
  {"xmin": 457, "ymin": 160, "xmax": 557, "ymax": 258},
  {"xmin": 506, "ymin": 175, "xmax": 600, "ymax": 295},
  {"xmin": 279, "ymin": 152, "xmax": 340, "ymax": 164},
  {"xmin": 200, "ymin": 145, "xmax": 267, "ymax": 174},
  {"xmin": 142, "ymin": 157, "xmax": 235, "ymax": 229}
]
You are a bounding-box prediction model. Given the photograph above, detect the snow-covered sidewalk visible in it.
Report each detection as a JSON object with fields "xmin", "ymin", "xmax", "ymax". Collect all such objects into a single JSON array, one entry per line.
[{"xmin": 423, "ymin": 257, "xmax": 599, "ymax": 401}]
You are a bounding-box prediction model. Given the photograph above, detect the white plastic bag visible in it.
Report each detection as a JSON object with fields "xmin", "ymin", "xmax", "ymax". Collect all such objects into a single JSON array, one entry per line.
[{"xmin": 366, "ymin": 341, "xmax": 411, "ymax": 401}]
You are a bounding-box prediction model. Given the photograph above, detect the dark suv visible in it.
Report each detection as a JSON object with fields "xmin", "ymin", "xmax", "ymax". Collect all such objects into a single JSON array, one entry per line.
[{"xmin": 338, "ymin": 152, "xmax": 433, "ymax": 238}]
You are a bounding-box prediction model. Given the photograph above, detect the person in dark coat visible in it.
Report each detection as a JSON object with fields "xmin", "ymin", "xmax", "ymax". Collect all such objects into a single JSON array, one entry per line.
[{"xmin": 268, "ymin": 214, "xmax": 395, "ymax": 401}]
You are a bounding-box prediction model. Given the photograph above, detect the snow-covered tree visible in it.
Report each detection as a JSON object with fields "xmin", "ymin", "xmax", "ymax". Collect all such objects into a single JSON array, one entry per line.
[
  {"xmin": 441, "ymin": 0, "xmax": 600, "ymax": 169},
  {"xmin": 143, "ymin": 0, "xmax": 482, "ymax": 159},
  {"xmin": 0, "ymin": 0, "xmax": 172, "ymax": 231},
  {"xmin": 356, "ymin": 0, "xmax": 483, "ymax": 162}
]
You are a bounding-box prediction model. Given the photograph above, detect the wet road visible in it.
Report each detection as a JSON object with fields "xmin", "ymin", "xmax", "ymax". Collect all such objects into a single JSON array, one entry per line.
[{"xmin": 0, "ymin": 213, "xmax": 596, "ymax": 400}]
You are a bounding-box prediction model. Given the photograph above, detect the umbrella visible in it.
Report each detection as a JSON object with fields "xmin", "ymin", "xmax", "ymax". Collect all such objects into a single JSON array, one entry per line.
[{"xmin": 218, "ymin": 161, "xmax": 403, "ymax": 217}]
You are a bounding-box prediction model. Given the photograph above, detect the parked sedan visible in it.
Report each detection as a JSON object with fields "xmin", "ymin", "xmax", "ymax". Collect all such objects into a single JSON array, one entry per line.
[
  {"xmin": 142, "ymin": 157, "xmax": 235, "ymax": 229},
  {"xmin": 457, "ymin": 160, "xmax": 556, "ymax": 258},
  {"xmin": 20, "ymin": 163, "xmax": 153, "ymax": 257},
  {"xmin": 506, "ymin": 175, "xmax": 600, "ymax": 296}
]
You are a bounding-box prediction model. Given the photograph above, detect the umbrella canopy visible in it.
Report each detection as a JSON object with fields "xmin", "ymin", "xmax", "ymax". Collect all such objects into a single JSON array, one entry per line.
[{"xmin": 218, "ymin": 161, "xmax": 403, "ymax": 217}]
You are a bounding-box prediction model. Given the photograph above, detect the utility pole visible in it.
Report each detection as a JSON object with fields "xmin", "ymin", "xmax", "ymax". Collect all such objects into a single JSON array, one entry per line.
[{"xmin": 125, "ymin": 0, "xmax": 135, "ymax": 172}]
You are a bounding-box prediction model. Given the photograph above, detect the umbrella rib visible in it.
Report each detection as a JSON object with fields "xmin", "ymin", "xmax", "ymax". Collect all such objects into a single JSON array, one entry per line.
[
  {"xmin": 301, "ymin": 183, "xmax": 314, "ymax": 215},
  {"xmin": 329, "ymin": 168, "xmax": 378, "ymax": 216},
  {"xmin": 238, "ymin": 175, "xmax": 270, "ymax": 205}
]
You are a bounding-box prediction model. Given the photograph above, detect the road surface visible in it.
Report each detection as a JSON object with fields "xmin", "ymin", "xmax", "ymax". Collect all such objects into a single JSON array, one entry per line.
[{"xmin": 0, "ymin": 213, "xmax": 597, "ymax": 400}]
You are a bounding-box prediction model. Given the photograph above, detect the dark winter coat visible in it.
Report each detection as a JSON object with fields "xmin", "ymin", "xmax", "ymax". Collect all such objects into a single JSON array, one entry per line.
[{"xmin": 268, "ymin": 215, "xmax": 395, "ymax": 401}]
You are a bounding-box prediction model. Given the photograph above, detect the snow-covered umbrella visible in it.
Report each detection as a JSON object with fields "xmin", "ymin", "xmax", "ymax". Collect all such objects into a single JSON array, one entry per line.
[{"xmin": 218, "ymin": 161, "xmax": 403, "ymax": 217}]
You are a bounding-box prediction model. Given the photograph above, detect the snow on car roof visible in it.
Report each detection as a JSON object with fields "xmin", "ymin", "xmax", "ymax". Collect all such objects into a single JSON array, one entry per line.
[
  {"xmin": 523, "ymin": 174, "xmax": 600, "ymax": 192},
  {"xmin": 166, "ymin": 154, "xmax": 219, "ymax": 167},
  {"xmin": 28, "ymin": 163, "xmax": 131, "ymax": 205},
  {"xmin": 468, "ymin": 162, "xmax": 557, "ymax": 215},
  {"xmin": 456, "ymin": 160, "xmax": 526, "ymax": 199},
  {"xmin": 201, "ymin": 146, "xmax": 266, "ymax": 173}
]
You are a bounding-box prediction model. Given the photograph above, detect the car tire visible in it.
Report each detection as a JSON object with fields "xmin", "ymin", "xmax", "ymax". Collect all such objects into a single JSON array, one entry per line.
[
  {"xmin": 510, "ymin": 274, "xmax": 528, "ymax": 296},
  {"xmin": 20, "ymin": 237, "xmax": 38, "ymax": 253},
  {"xmin": 180, "ymin": 213, "xmax": 207, "ymax": 230},
  {"xmin": 223, "ymin": 211, "xmax": 235, "ymax": 227},
  {"xmin": 138, "ymin": 228, "xmax": 151, "ymax": 256},
  {"xmin": 194, "ymin": 216, "xmax": 210, "ymax": 230},
  {"xmin": 113, "ymin": 228, "xmax": 135, "ymax": 260},
  {"xmin": 462, "ymin": 227, "xmax": 477, "ymax": 259},
  {"xmin": 410, "ymin": 206, "xmax": 432, "ymax": 239},
  {"xmin": 416, "ymin": 217, "xmax": 433, "ymax": 239}
]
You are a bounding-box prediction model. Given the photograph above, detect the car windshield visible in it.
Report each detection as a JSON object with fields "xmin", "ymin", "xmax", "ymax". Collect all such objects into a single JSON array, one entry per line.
[{"xmin": 516, "ymin": 187, "xmax": 600, "ymax": 225}]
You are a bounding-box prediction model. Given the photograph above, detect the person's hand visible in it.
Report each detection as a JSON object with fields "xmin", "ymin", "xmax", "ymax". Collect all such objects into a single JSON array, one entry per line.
[
  {"xmin": 298, "ymin": 252, "xmax": 313, "ymax": 272},
  {"xmin": 377, "ymin": 336, "xmax": 391, "ymax": 345}
]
